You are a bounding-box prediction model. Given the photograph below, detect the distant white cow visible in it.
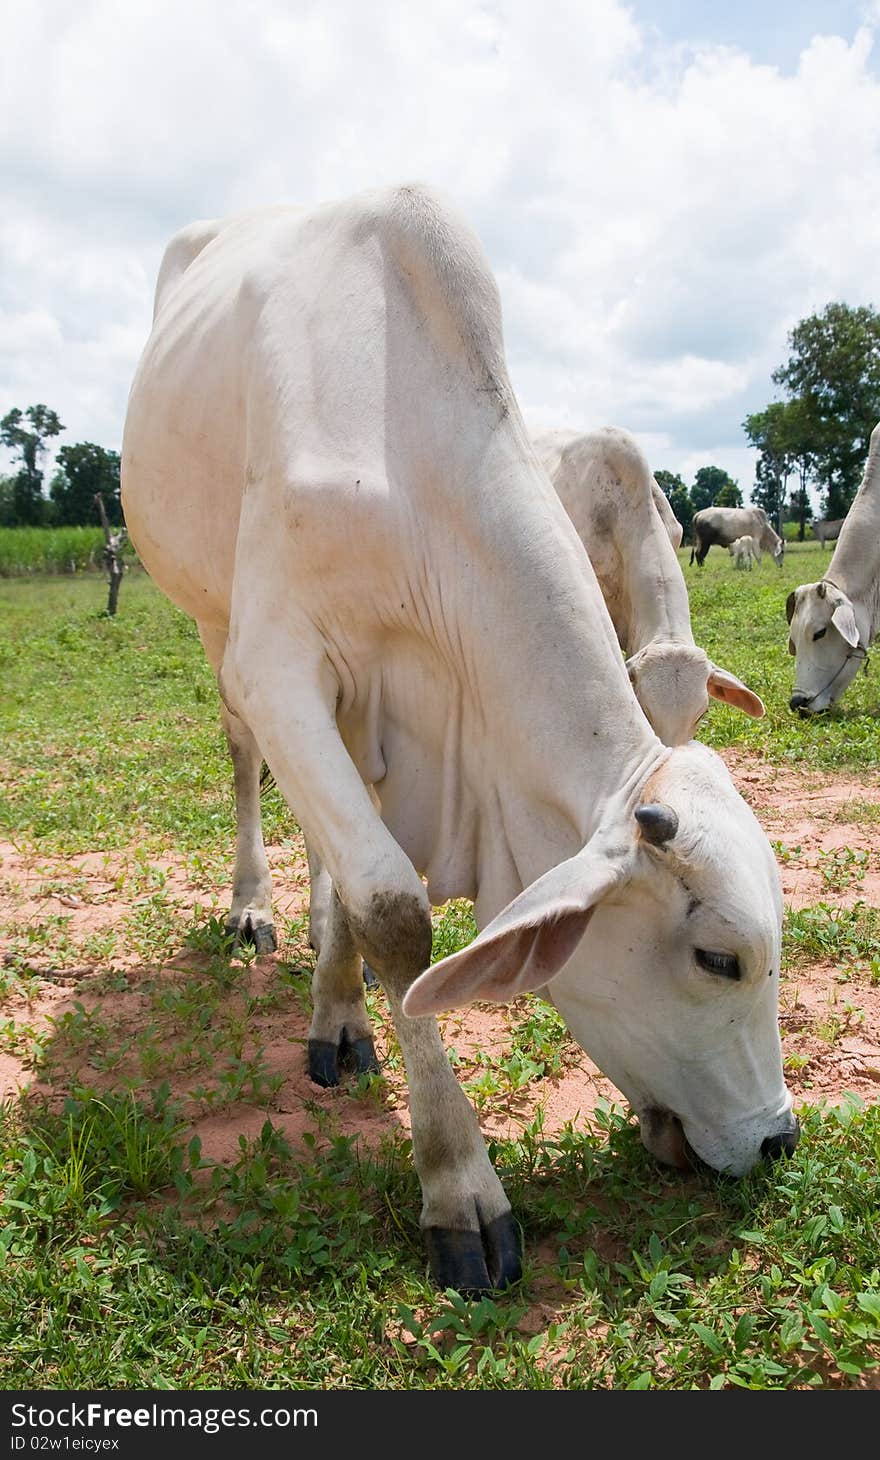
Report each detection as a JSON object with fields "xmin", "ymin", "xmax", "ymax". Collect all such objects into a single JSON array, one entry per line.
[
  {"xmin": 691, "ymin": 506, "xmax": 784, "ymax": 567},
  {"xmin": 813, "ymin": 517, "xmax": 845, "ymax": 549},
  {"xmin": 531, "ymin": 428, "xmax": 764, "ymax": 745},
  {"xmin": 122, "ymin": 184, "xmax": 797, "ymax": 1293},
  {"xmin": 729, "ymin": 535, "xmax": 757, "ymax": 571},
  {"xmin": 787, "ymin": 424, "xmax": 880, "ymax": 713}
]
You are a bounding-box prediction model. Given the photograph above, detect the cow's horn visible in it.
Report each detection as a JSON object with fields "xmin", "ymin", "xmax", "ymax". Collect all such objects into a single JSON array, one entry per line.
[
  {"xmin": 635, "ymin": 803, "xmax": 679, "ymax": 846},
  {"xmin": 817, "ymin": 581, "xmax": 826, "ymax": 599}
]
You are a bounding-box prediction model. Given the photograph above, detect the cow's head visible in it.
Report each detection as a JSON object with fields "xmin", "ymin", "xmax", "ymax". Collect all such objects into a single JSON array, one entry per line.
[
  {"xmin": 773, "ymin": 537, "xmax": 785, "ymax": 567},
  {"xmin": 625, "ymin": 642, "xmax": 764, "ymax": 746},
  {"xmin": 786, "ymin": 580, "xmax": 866, "ymax": 713},
  {"xmin": 404, "ymin": 742, "xmax": 797, "ymax": 1177}
]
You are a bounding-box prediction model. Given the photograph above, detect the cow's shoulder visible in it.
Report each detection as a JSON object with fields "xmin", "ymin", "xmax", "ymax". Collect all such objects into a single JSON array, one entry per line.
[{"xmin": 354, "ymin": 183, "xmax": 508, "ymax": 382}]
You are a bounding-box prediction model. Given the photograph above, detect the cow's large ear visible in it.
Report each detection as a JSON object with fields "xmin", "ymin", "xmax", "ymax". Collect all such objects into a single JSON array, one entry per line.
[
  {"xmin": 402, "ymin": 843, "xmax": 632, "ymax": 1018},
  {"xmin": 831, "ymin": 597, "xmax": 860, "ymax": 648},
  {"xmin": 785, "ymin": 591, "xmax": 796, "ymax": 624},
  {"xmin": 707, "ymin": 665, "xmax": 765, "ymax": 718}
]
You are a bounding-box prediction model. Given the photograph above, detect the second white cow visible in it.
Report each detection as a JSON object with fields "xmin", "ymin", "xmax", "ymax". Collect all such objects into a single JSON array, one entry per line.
[{"xmin": 531, "ymin": 428, "xmax": 764, "ymax": 745}]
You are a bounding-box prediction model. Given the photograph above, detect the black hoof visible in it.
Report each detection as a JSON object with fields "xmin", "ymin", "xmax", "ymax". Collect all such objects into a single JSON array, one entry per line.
[
  {"xmin": 362, "ymin": 961, "xmax": 379, "ymax": 988},
  {"xmin": 308, "ymin": 1030, "xmax": 380, "ymax": 1088},
  {"xmin": 339, "ymin": 1029, "xmax": 381, "ymax": 1077},
  {"xmin": 308, "ymin": 1038, "xmax": 340, "ymax": 1088},
  {"xmin": 225, "ymin": 915, "xmax": 277, "ymax": 954},
  {"xmin": 424, "ymin": 1210, "xmax": 522, "ymax": 1295}
]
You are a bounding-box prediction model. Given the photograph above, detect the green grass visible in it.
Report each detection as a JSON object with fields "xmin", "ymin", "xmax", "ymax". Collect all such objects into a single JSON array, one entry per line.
[
  {"xmin": 0, "ymin": 1090, "xmax": 877, "ymax": 1388},
  {"xmin": 0, "ymin": 575, "xmax": 291, "ymax": 854},
  {"xmin": 2, "ymin": 566, "xmax": 880, "ymax": 1388},
  {"xmin": 784, "ymin": 902, "xmax": 880, "ymax": 985}
]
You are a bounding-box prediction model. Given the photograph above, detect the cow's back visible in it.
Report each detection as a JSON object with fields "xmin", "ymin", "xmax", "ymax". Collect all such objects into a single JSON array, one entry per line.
[
  {"xmin": 122, "ymin": 186, "xmax": 519, "ymax": 630},
  {"xmin": 123, "ymin": 206, "xmax": 311, "ymax": 622}
]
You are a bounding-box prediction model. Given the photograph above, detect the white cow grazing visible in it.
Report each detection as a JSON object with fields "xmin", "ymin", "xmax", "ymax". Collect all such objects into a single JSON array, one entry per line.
[
  {"xmin": 787, "ymin": 423, "xmax": 880, "ymax": 713},
  {"xmin": 122, "ymin": 185, "xmax": 797, "ymax": 1294},
  {"xmin": 531, "ymin": 428, "xmax": 764, "ymax": 745},
  {"xmin": 691, "ymin": 506, "xmax": 784, "ymax": 567},
  {"xmin": 729, "ymin": 535, "xmax": 756, "ymax": 571}
]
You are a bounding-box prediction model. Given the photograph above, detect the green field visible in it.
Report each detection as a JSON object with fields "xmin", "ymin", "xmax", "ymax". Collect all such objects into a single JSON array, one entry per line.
[
  {"xmin": 1, "ymin": 552, "xmax": 879, "ymax": 1390},
  {"xmin": 0, "ymin": 527, "xmax": 110, "ymax": 578}
]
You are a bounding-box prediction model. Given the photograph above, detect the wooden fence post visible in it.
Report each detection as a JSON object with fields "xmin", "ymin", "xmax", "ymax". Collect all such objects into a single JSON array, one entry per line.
[{"xmin": 94, "ymin": 493, "xmax": 126, "ymax": 616}]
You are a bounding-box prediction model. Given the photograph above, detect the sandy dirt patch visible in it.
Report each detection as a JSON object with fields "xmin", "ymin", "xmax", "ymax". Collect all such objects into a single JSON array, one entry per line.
[{"xmin": 2, "ymin": 751, "xmax": 880, "ymax": 1158}]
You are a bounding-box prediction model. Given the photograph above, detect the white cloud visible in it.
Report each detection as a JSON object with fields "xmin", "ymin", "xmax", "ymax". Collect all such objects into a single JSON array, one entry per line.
[{"xmin": 1, "ymin": 0, "xmax": 879, "ymax": 496}]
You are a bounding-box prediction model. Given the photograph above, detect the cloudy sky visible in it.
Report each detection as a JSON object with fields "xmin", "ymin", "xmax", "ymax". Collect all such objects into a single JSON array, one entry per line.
[{"xmin": 2, "ymin": 0, "xmax": 880, "ymax": 497}]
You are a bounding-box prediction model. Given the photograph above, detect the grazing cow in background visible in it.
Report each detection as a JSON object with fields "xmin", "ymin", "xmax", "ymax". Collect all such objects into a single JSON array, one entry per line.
[
  {"xmin": 729, "ymin": 535, "xmax": 756, "ymax": 571},
  {"xmin": 813, "ymin": 517, "xmax": 845, "ymax": 549},
  {"xmin": 690, "ymin": 506, "xmax": 784, "ymax": 567},
  {"xmin": 122, "ymin": 183, "xmax": 797, "ymax": 1294},
  {"xmin": 531, "ymin": 427, "xmax": 764, "ymax": 745},
  {"xmin": 787, "ymin": 424, "xmax": 880, "ymax": 714}
]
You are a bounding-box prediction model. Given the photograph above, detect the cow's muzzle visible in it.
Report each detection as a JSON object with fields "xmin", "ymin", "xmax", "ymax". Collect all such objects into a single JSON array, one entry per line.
[
  {"xmin": 760, "ymin": 1120, "xmax": 800, "ymax": 1161},
  {"xmin": 639, "ymin": 1106, "xmax": 693, "ymax": 1170}
]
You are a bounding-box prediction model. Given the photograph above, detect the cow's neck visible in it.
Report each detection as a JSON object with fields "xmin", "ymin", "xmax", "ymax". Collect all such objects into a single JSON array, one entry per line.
[
  {"xmin": 826, "ymin": 441, "xmax": 880, "ymax": 639},
  {"xmin": 376, "ymin": 424, "xmax": 663, "ymax": 924}
]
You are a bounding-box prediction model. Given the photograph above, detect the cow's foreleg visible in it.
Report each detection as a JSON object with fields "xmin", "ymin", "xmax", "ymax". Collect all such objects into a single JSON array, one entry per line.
[
  {"xmin": 307, "ymin": 885, "xmax": 379, "ymax": 1087},
  {"xmin": 382, "ymin": 978, "xmax": 522, "ymax": 1294},
  {"xmin": 221, "ymin": 633, "xmax": 518, "ymax": 1292}
]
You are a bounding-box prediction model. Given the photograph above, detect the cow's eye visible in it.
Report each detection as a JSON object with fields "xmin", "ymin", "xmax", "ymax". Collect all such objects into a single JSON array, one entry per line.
[
  {"xmin": 695, "ymin": 948, "xmax": 741, "ymax": 980},
  {"xmin": 813, "ymin": 627, "xmax": 827, "ymax": 641}
]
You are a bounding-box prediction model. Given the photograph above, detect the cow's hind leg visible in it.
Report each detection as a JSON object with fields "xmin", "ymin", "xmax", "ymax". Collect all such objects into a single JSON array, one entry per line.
[
  {"xmin": 307, "ymin": 885, "xmax": 379, "ymax": 1087},
  {"xmin": 198, "ymin": 623, "xmax": 275, "ymax": 952},
  {"xmin": 221, "ymin": 702, "xmax": 276, "ymax": 951}
]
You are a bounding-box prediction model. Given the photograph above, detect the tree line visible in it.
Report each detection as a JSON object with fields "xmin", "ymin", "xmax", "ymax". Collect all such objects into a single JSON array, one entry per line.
[
  {"xmin": 656, "ymin": 302, "xmax": 880, "ymax": 542},
  {"xmin": 0, "ymin": 405, "xmax": 122, "ymax": 528}
]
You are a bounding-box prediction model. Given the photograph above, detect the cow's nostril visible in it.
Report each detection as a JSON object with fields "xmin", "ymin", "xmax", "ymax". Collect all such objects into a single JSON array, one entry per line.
[
  {"xmin": 761, "ymin": 1121, "xmax": 800, "ymax": 1161},
  {"xmin": 789, "ymin": 693, "xmax": 810, "ymax": 712}
]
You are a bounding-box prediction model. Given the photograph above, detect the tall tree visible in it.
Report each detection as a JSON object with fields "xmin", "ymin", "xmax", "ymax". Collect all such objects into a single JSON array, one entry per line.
[
  {"xmin": 0, "ymin": 476, "xmax": 17, "ymax": 527},
  {"xmin": 779, "ymin": 396, "xmax": 815, "ymax": 541},
  {"xmin": 744, "ymin": 401, "xmax": 792, "ymax": 532},
  {"xmin": 653, "ymin": 468, "xmax": 685, "ymax": 499},
  {"xmin": 50, "ymin": 443, "xmax": 122, "ymax": 526},
  {"xmin": 0, "ymin": 404, "xmax": 64, "ymax": 525},
  {"xmin": 714, "ymin": 480, "xmax": 743, "ymax": 508},
  {"xmin": 772, "ymin": 302, "xmax": 880, "ymax": 517},
  {"xmin": 691, "ymin": 465, "xmax": 737, "ymax": 512}
]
